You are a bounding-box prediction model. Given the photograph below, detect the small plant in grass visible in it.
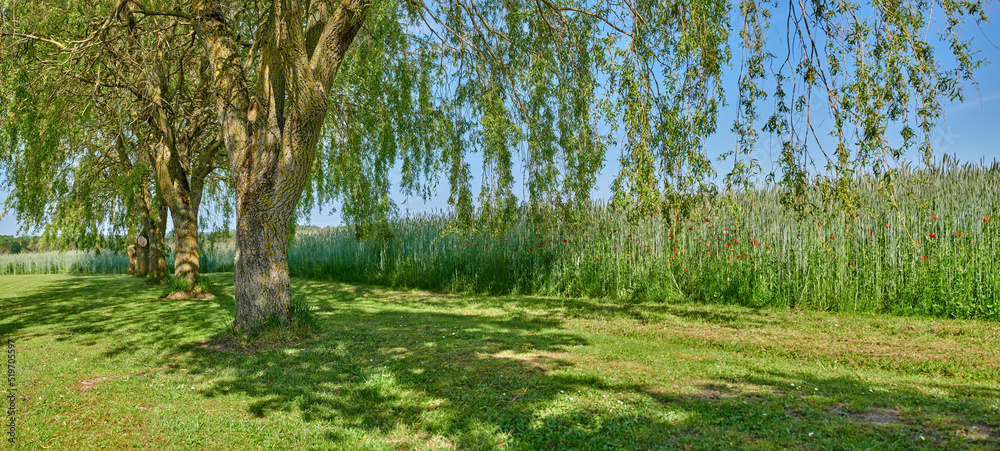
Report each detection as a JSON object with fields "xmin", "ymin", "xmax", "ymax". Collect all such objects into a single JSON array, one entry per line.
[
  {"xmin": 222, "ymin": 295, "xmax": 320, "ymax": 351},
  {"xmin": 144, "ymin": 273, "xmax": 169, "ymax": 286},
  {"xmin": 160, "ymin": 275, "xmax": 215, "ymax": 299}
]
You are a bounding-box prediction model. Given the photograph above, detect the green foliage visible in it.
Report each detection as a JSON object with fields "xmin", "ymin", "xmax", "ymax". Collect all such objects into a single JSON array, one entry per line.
[{"xmin": 292, "ymin": 0, "xmax": 988, "ymax": 234}]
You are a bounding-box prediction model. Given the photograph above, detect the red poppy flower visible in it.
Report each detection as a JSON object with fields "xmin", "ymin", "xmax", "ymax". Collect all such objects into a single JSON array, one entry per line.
[
  {"xmin": 932, "ymin": 215, "xmax": 938, "ymax": 220},
  {"xmin": 985, "ymin": 218, "xmax": 990, "ymax": 223},
  {"xmin": 562, "ymin": 239, "xmax": 567, "ymax": 242},
  {"xmin": 922, "ymin": 255, "xmax": 927, "ymax": 260},
  {"xmin": 929, "ymin": 233, "xmax": 936, "ymax": 238},
  {"xmin": 830, "ymin": 236, "xmax": 835, "ymax": 240},
  {"xmin": 868, "ymin": 231, "xmax": 873, "ymax": 235},
  {"xmin": 669, "ymin": 233, "xmax": 674, "ymax": 238},
  {"xmin": 956, "ymin": 232, "xmax": 962, "ymax": 237},
  {"xmin": 628, "ymin": 233, "xmax": 632, "ymax": 237}
]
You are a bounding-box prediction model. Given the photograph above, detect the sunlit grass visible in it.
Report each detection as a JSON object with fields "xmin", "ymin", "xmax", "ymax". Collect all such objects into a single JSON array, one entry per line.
[{"xmin": 2, "ymin": 273, "xmax": 998, "ymax": 449}]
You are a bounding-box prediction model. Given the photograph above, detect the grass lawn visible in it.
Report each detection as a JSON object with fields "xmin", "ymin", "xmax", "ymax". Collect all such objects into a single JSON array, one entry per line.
[{"xmin": 1, "ymin": 273, "xmax": 998, "ymax": 449}]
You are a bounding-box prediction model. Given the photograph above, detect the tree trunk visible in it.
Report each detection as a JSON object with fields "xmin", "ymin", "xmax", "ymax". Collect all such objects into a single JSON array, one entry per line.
[
  {"xmin": 233, "ymin": 186, "xmax": 294, "ymax": 330},
  {"xmin": 148, "ymin": 194, "xmax": 169, "ymax": 281},
  {"xmin": 132, "ymin": 176, "xmax": 154, "ymax": 278},
  {"xmin": 170, "ymin": 206, "xmax": 200, "ymax": 289},
  {"xmin": 135, "ymin": 230, "xmax": 150, "ymax": 276},
  {"xmin": 154, "ymin": 139, "xmax": 204, "ymax": 291},
  {"xmin": 128, "ymin": 245, "xmax": 138, "ymax": 275}
]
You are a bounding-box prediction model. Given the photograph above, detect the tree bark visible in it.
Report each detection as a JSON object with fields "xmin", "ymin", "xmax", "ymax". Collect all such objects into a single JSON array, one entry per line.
[
  {"xmin": 148, "ymin": 191, "xmax": 169, "ymax": 281},
  {"xmin": 233, "ymin": 186, "xmax": 295, "ymax": 328},
  {"xmin": 128, "ymin": 244, "xmax": 138, "ymax": 275},
  {"xmin": 170, "ymin": 205, "xmax": 200, "ymax": 288},
  {"xmin": 135, "ymin": 230, "xmax": 150, "ymax": 276}
]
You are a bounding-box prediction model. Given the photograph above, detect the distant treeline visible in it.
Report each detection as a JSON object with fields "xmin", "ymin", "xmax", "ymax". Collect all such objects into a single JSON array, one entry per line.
[{"xmin": 0, "ymin": 235, "xmax": 37, "ymax": 254}]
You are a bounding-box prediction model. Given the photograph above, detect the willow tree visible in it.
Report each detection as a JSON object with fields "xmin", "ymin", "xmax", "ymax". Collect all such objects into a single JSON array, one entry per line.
[
  {"xmin": 0, "ymin": 0, "xmax": 228, "ymax": 288},
  {"xmin": 0, "ymin": 3, "xmax": 166, "ymax": 272}
]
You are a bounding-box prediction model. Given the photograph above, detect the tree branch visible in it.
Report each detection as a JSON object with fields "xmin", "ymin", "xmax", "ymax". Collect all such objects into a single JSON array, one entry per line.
[
  {"xmin": 1, "ymin": 32, "xmax": 68, "ymax": 50},
  {"xmin": 309, "ymin": 0, "xmax": 368, "ymax": 93},
  {"xmin": 192, "ymin": 0, "xmax": 251, "ymax": 178}
]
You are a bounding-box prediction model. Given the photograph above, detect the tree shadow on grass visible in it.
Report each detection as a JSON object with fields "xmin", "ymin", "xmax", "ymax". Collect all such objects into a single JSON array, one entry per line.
[
  {"xmin": 3, "ymin": 274, "xmax": 996, "ymax": 448},
  {"xmin": 176, "ymin": 281, "xmax": 999, "ymax": 449},
  {"xmin": 0, "ymin": 274, "xmax": 235, "ymax": 360}
]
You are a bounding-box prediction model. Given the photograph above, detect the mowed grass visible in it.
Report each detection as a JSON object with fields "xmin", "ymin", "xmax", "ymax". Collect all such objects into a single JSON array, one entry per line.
[{"xmin": 2, "ymin": 274, "xmax": 999, "ymax": 450}]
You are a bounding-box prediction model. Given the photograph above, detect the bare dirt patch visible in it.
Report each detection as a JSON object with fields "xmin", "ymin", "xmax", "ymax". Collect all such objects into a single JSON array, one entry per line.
[
  {"xmin": 78, "ymin": 361, "xmax": 178, "ymax": 393},
  {"xmin": 691, "ymin": 380, "xmax": 775, "ymax": 399},
  {"xmin": 161, "ymin": 290, "xmax": 216, "ymax": 300},
  {"xmin": 487, "ymin": 350, "xmax": 567, "ymax": 372},
  {"xmin": 849, "ymin": 408, "xmax": 904, "ymax": 425},
  {"xmin": 956, "ymin": 424, "xmax": 999, "ymax": 441}
]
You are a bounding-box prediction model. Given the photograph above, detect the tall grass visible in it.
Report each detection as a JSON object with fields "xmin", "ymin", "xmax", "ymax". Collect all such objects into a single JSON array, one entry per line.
[
  {"xmin": 277, "ymin": 159, "xmax": 1000, "ymax": 320},
  {"xmin": 0, "ymin": 250, "xmax": 130, "ymax": 275},
  {"xmin": 3, "ymin": 159, "xmax": 997, "ymax": 320}
]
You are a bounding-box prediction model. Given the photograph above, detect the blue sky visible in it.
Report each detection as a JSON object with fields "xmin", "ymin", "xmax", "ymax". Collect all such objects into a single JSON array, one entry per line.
[{"xmin": 2, "ymin": 8, "xmax": 998, "ymax": 236}]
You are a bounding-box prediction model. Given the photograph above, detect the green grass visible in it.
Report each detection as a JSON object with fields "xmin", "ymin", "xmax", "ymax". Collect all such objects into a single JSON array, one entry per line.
[{"xmin": 3, "ymin": 273, "xmax": 998, "ymax": 449}]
